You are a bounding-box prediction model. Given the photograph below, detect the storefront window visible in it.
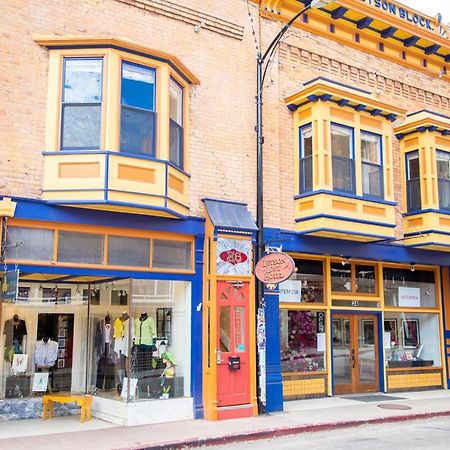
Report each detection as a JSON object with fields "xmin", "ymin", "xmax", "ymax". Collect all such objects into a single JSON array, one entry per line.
[
  {"xmin": 331, "ymin": 262, "xmax": 377, "ymax": 295},
  {"xmin": 6, "ymin": 227, "xmax": 54, "ymax": 261},
  {"xmin": 1, "ymin": 278, "xmax": 191, "ymax": 403},
  {"xmin": 383, "ymin": 268, "xmax": 436, "ymax": 308},
  {"xmin": 279, "ymin": 259, "xmax": 324, "ymax": 303},
  {"xmin": 279, "ymin": 310, "xmax": 326, "ymax": 373},
  {"xmin": 384, "ymin": 313, "xmax": 441, "ymax": 368}
]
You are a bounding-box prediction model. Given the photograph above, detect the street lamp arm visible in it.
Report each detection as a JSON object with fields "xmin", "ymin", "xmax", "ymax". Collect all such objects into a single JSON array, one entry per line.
[{"xmin": 261, "ymin": 3, "xmax": 312, "ymax": 64}]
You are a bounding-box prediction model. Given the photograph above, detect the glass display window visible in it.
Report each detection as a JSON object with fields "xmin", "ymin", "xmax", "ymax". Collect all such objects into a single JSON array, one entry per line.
[
  {"xmin": 279, "ymin": 259, "xmax": 324, "ymax": 304},
  {"xmin": 383, "ymin": 268, "xmax": 437, "ymax": 308},
  {"xmin": 384, "ymin": 313, "xmax": 441, "ymax": 368},
  {"xmin": 331, "ymin": 261, "xmax": 377, "ymax": 296},
  {"xmin": 279, "ymin": 309, "xmax": 326, "ymax": 373}
]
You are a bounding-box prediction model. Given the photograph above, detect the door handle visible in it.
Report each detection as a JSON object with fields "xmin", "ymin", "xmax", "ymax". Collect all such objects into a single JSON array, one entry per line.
[
  {"xmin": 351, "ymin": 349, "xmax": 356, "ymax": 368},
  {"xmin": 216, "ymin": 350, "xmax": 222, "ymax": 364}
]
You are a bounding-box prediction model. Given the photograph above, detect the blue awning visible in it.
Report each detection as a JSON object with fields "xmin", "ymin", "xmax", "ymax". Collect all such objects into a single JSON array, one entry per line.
[{"xmin": 202, "ymin": 198, "xmax": 258, "ymax": 233}]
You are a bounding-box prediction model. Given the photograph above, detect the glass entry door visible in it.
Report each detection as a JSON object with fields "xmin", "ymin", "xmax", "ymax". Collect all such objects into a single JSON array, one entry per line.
[{"xmin": 332, "ymin": 314, "xmax": 379, "ymax": 394}]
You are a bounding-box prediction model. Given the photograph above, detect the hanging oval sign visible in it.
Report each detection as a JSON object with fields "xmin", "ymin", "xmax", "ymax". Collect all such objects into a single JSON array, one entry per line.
[{"xmin": 254, "ymin": 252, "xmax": 295, "ymax": 284}]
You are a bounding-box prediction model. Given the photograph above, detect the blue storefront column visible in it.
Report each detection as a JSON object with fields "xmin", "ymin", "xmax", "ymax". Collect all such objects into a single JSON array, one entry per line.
[
  {"xmin": 191, "ymin": 235, "xmax": 205, "ymax": 418},
  {"xmin": 264, "ymin": 294, "xmax": 284, "ymax": 412}
]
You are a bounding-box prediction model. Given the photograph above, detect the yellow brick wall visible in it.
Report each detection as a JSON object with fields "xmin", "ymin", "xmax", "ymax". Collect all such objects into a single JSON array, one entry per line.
[{"xmin": 1, "ymin": 1, "xmax": 449, "ymax": 230}]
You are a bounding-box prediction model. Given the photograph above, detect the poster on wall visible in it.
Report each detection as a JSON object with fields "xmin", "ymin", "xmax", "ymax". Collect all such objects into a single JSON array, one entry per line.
[
  {"xmin": 398, "ymin": 287, "xmax": 420, "ymax": 308},
  {"xmin": 279, "ymin": 280, "xmax": 302, "ymax": 303},
  {"xmin": 32, "ymin": 373, "xmax": 50, "ymax": 392},
  {"xmin": 11, "ymin": 354, "xmax": 28, "ymax": 373},
  {"xmin": 216, "ymin": 238, "xmax": 251, "ymax": 275},
  {"xmin": 0, "ymin": 270, "xmax": 19, "ymax": 302}
]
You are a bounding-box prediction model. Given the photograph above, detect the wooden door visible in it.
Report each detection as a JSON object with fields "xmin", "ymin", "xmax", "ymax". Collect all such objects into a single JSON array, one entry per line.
[{"xmin": 332, "ymin": 314, "xmax": 379, "ymax": 394}]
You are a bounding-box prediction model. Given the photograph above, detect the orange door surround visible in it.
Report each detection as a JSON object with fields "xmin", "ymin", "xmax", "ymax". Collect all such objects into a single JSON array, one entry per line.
[{"xmin": 216, "ymin": 280, "xmax": 250, "ymax": 407}]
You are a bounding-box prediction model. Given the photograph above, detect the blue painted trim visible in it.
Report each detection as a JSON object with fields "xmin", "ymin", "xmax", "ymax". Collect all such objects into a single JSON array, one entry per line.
[
  {"xmin": 294, "ymin": 189, "xmax": 396, "ymax": 206},
  {"xmin": 191, "ymin": 236, "xmax": 204, "ymax": 418},
  {"xmin": 302, "ymin": 77, "xmax": 371, "ymax": 95},
  {"xmin": 377, "ymin": 313, "xmax": 385, "ymax": 392},
  {"xmin": 357, "ymin": 17, "xmax": 373, "ymax": 29},
  {"xmin": 46, "ymin": 44, "xmax": 194, "ymax": 85},
  {"xmin": 404, "ymin": 229, "xmax": 450, "ymax": 238},
  {"xmin": 296, "ymin": 227, "xmax": 393, "ymax": 241},
  {"xmin": 406, "ymin": 110, "xmax": 450, "ymax": 120},
  {"xmin": 381, "ymin": 26, "xmax": 397, "ymax": 38},
  {"xmin": 403, "ymin": 241, "xmax": 450, "ymax": 249},
  {"xmin": 295, "ymin": 214, "xmax": 396, "ymax": 228},
  {"xmin": 7, "ymin": 196, "xmax": 205, "ymax": 235},
  {"xmin": 331, "ymin": 6, "xmax": 347, "ymax": 20},
  {"xmin": 201, "ymin": 197, "xmax": 251, "ymax": 207},
  {"xmin": 404, "ymin": 36, "xmax": 420, "ymax": 47},
  {"xmin": 42, "ymin": 150, "xmax": 192, "ymax": 178},
  {"xmin": 425, "ymin": 44, "xmax": 440, "ymax": 55},
  {"xmin": 404, "ymin": 208, "xmax": 450, "ymax": 217},
  {"xmin": 440, "ymin": 268, "xmax": 450, "ymax": 388},
  {"xmin": 7, "ymin": 263, "xmax": 196, "ymax": 281},
  {"xmin": 264, "ymin": 227, "xmax": 450, "ymax": 265},
  {"xmin": 46, "ymin": 199, "xmax": 187, "ymax": 219}
]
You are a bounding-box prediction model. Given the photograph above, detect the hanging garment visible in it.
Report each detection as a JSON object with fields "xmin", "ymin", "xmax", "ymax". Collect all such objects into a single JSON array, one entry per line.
[
  {"xmin": 3, "ymin": 319, "xmax": 27, "ymax": 347},
  {"xmin": 113, "ymin": 318, "xmax": 129, "ymax": 357},
  {"xmin": 134, "ymin": 316, "xmax": 156, "ymax": 346},
  {"xmin": 96, "ymin": 355, "xmax": 115, "ymax": 390},
  {"xmin": 94, "ymin": 320, "xmax": 114, "ymax": 359},
  {"xmin": 34, "ymin": 339, "xmax": 58, "ymax": 367}
]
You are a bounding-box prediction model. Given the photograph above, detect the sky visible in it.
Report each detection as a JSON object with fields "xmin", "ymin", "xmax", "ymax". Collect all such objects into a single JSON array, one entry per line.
[{"xmin": 400, "ymin": 0, "xmax": 450, "ymax": 19}]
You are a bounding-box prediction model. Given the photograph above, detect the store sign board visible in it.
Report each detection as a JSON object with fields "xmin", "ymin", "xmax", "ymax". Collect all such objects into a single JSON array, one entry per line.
[
  {"xmin": 398, "ymin": 286, "xmax": 420, "ymax": 308},
  {"xmin": 255, "ymin": 253, "xmax": 295, "ymax": 284},
  {"xmin": 216, "ymin": 238, "xmax": 251, "ymax": 275},
  {"xmin": 0, "ymin": 270, "xmax": 19, "ymax": 303},
  {"xmin": 279, "ymin": 279, "xmax": 302, "ymax": 302}
]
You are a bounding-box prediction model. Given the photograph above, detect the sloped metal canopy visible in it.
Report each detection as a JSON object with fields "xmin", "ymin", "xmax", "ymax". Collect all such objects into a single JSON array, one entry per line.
[{"xmin": 202, "ymin": 198, "xmax": 258, "ymax": 233}]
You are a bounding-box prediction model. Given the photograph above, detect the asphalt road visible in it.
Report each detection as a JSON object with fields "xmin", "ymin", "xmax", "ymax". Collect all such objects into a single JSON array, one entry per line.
[{"xmin": 193, "ymin": 416, "xmax": 450, "ymax": 449}]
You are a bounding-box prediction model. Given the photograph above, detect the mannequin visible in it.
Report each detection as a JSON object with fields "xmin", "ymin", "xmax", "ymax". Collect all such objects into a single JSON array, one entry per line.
[
  {"xmin": 113, "ymin": 312, "xmax": 130, "ymax": 392},
  {"xmin": 133, "ymin": 312, "xmax": 157, "ymax": 378},
  {"xmin": 94, "ymin": 314, "xmax": 115, "ymax": 390},
  {"xmin": 3, "ymin": 315, "xmax": 27, "ymax": 361}
]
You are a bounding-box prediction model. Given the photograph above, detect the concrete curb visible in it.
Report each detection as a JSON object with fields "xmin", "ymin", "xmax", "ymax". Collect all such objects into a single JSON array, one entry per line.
[{"xmin": 127, "ymin": 410, "xmax": 450, "ymax": 450}]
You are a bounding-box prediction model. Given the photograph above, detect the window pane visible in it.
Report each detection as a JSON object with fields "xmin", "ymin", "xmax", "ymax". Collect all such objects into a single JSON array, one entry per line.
[
  {"xmin": 121, "ymin": 62, "xmax": 155, "ymax": 111},
  {"xmin": 407, "ymin": 179, "xmax": 421, "ymax": 211},
  {"xmin": 407, "ymin": 153, "xmax": 420, "ymax": 179},
  {"xmin": 62, "ymin": 105, "xmax": 101, "ymax": 149},
  {"xmin": 332, "ymin": 157, "xmax": 354, "ymax": 192},
  {"xmin": 57, "ymin": 231, "xmax": 104, "ymax": 264},
  {"xmin": 6, "ymin": 227, "xmax": 54, "ymax": 261},
  {"xmin": 331, "ymin": 262, "xmax": 352, "ymax": 292},
  {"xmin": 169, "ymin": 78, "xmax": 183, "ymax": 125},
  {"xmin": 152, "ymin": 240, "xmax": 192, "ymax": 270},
  {"xmin": 280, "ymin": 310, "xmax": 326, "ymax": 372},
  {"xmin": 169, "ymin": 119, "xmax": 183, "ymax": 167},
  {"xmin": 355, "ymin": 265, "xmax": 376, "ymax": 293},
  {"xmin": 120, "ymin": 107, "xmax": 155, "ymax": 155},
  {"xmin": 108, "ymin": 236, "xmax": 150, "ymax": 267},
  {"xmin": 331, "ymin": 124, "xmax": 352, "ymax": 157},
  {"xmin": 383, "ymin": 268, "xmax": 436, "ymax": 308},
  {"xmin": 437, "ymin": 151, "xmax": 450, "ymax": 180},
  {"xmin": 438, "ymin": 179, "xmax": 450, "ymax": 210},
  {"xmin": 64, "ymin": 58, "xmax": 102, "ymax": 103},
  {"xmin": 361, "ymin": 132, "xmax": 381, "ymax": 164},
  {"xmin": 301, "ymin": 125, "xmax": 312, "ymax": 157},
  {"xmin": 220, "ymin": 307, "xmax": 231, "ymax": 352},
  {"xmin": 300, "ymin": 156, "xmax": 312, "ymax": 192},
  {"xmin": 362, "ymin": 163, "xmax": 382, "ymax": 197}
]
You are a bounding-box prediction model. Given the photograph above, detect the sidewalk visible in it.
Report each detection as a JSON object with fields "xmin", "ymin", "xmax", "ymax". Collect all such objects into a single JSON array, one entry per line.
[{"xmin": 1, "ymin": 390, "xmax": 450, "ymax": 450}]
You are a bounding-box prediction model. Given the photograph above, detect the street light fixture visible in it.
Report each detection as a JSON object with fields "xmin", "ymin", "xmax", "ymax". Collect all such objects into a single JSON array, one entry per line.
[{"xmin": 255, "ymin": 0, "xmax": 334, "ymax": 412}]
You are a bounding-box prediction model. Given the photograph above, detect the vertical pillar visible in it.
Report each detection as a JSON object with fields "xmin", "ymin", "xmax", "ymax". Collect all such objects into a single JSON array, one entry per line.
[
  {"xmin": 191, "ymin": 235, "xmax": 204, "ymax": 418},
  {"xmin": 264, "ymin": 292, "xmax": 283, "ymax": 412}
]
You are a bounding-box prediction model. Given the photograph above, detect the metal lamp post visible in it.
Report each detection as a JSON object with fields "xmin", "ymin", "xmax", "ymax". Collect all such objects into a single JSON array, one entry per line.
[{"xmin": 255, "ymin": 0, "xmax": 334, "ymax": 413}]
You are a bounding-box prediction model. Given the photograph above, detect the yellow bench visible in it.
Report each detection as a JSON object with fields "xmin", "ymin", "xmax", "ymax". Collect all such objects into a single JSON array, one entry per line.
[{"xmin": 42, "ymin": 394, "xmax": 93, "ymax": 423}]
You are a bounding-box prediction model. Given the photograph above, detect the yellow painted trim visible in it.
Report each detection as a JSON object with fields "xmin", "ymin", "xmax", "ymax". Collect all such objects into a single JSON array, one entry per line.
[
  {"xmin": 159, "ymin": 64, "xmax": 170, "ymax": 161},
  {"xmin": 33, "ymin": 35, "xmax": 200, "ymax": 84},
  {"xmin": 59, "ymin": 162, "xmax": 100, "ymax": 178},
  {"xmin": 117, "ymin": 164, "xmax": 156, "ymax": 184}
]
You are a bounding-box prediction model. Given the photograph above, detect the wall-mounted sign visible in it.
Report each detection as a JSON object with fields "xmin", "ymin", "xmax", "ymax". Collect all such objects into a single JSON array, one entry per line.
[
  {"xmin": 0, "ymin": 270, "xmax": 19, "ymax": 303},
  {"xmin": 279, "ymin": 279, "xmax": 302, "ymax": 302},
  {"xmin": 216, "ymin": 238, "xmax": 251, "ymax": 275},
  {"xmin": 255, "ymin": 253, "xmax": 295, "ymax": 284},
  {"xmin": 398, "ymin": 286, "xmax": 420, "ymax": 308},
  {"xmin": 361, "ymin": 0, "xmax": 436, "ymax": 32}
]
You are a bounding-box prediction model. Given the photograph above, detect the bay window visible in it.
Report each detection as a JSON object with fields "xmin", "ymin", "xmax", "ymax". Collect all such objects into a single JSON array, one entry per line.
[
  {"xmin": 437, "ymin": 150, "xmax": 450, "ymax": 210},
  {"xmin": 61, "ymin": 58, "xmax": 103, "ymax": 150},
  {"xmin": 331, "ymin": 123, "xmax": 354, "ymax": 193}
]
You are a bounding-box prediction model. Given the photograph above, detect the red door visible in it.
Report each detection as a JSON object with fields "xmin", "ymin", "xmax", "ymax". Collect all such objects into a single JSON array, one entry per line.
[{"xmin": 217, "ymin": 281, "xmax": 250, "ymax": 407}]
